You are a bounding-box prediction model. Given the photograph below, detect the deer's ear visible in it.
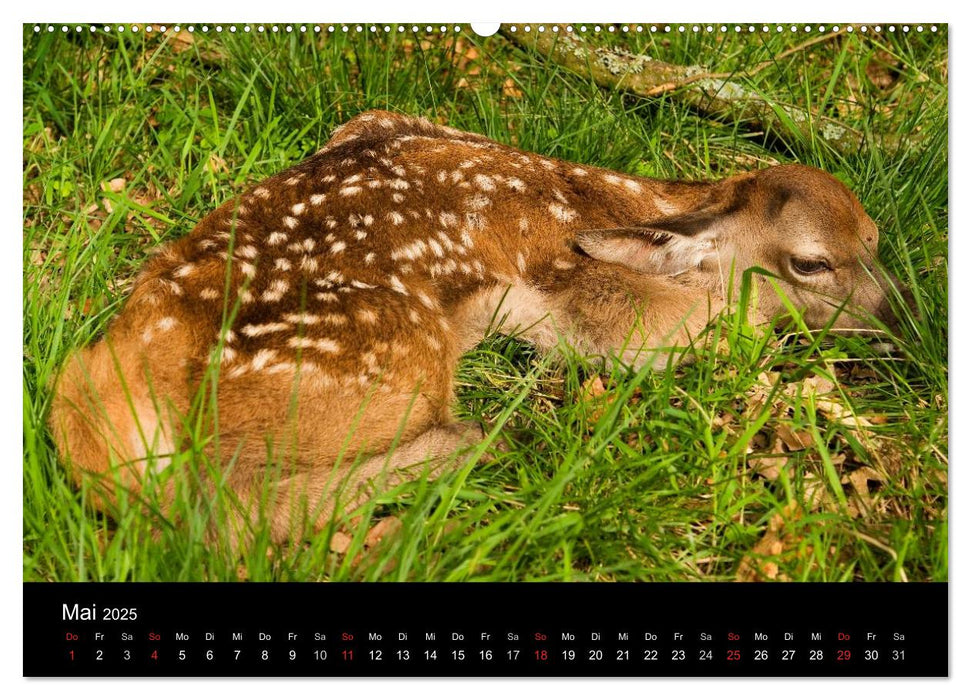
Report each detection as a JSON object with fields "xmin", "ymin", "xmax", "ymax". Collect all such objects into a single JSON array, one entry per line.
[
  {"xmin": 576, "ymin": 228, "xmax": 715, "ymax": 275},
  {"xmin": 575, "ymin": 176, "xmax": 752, "ymax": 275}
]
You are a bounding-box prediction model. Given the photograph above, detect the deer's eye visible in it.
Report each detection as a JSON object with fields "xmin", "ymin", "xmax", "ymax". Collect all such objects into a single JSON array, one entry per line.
[{"xmin": 791, "ymin": 257, "xmax": 831, "ymax": 276}]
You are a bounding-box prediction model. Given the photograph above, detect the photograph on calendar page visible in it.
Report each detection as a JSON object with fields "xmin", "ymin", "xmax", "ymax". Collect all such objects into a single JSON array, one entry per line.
[{"xmin": 24, "ymin": 22, "xmax": 946, "ymax": 590}]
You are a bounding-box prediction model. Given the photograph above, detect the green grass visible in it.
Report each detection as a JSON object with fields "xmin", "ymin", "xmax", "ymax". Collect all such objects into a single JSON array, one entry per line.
[{"xmin": 23, "ymin": 24, "xmax": 947, "ymax": 582}]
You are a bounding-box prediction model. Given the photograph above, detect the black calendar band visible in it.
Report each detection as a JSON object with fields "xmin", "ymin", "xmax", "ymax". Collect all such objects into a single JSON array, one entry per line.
[{"xmin": 23, "ymin": 582, "xmax": 947, "ymax": 677}]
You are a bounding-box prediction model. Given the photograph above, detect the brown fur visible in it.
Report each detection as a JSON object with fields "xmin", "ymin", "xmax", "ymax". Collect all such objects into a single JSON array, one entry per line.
[{"xmin": 49, "ymin": 110, "xmax": 909, "ymax": 541}]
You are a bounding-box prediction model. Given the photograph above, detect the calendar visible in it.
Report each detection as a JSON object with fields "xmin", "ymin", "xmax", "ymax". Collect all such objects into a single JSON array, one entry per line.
[{"xmin": 24, "ymin": 583, "xmax": 947, "ymax": 676}]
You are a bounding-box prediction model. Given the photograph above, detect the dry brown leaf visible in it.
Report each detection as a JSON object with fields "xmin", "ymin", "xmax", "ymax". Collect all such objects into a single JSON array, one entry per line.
[
  {"xmin": 750, "ymin": 436, "xmax": 790, "ymax": 480},
  {"xmin": 207, "ymin": 153, "xmax": 228, "ymax": 175},
  {"xmin": 364, "ymin": 516, "xmax": 402, "ymax": 548},
  {"xmin": 800, "ymin": 374, "xmax": 836, "ymax": 396},
  {"xmin": 171, "ymin": 30, "xmax": 195, "ymax": 52},
  {"xmin": 736, "ymin": 502, "xmax": 803, "ymax": 582},
  {"xmin": 502, "ymin": 78, "xmax": 523, "ymax": 98},
  {"xmin": 776, "ymin": 423, "xmax": 814, "ymax": 451},
  {"xmin": 579, "ymin": 375, "xmax": 616, "ymax": 428},
  {"xmin": 102, "ymin": 177, "xmax": 126, "ymax": 193},
  {"xmin": 815, "ymin": 397, "xmax": 875, "ymax": 429}
]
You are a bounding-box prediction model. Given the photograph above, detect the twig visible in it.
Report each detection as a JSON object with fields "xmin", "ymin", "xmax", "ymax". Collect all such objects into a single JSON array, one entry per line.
[{"xmin": 500, "ymin": 25, "xmax": 909, "ymax": 155}]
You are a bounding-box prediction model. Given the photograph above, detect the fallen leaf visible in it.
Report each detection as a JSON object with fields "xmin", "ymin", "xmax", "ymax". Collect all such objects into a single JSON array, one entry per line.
[
  {"xmin": 502, "ymin": 78, "xmax": 523, "ymax": 98},
  {"xmin": 102, "ymin": 177, "xmax": 126, "ymax": 193},
  {"xmin": 364, "ymin": 516, "xmax": 402, "ymax": 548},
  {"xmin": 207, "ymin": 153, "xmax": 228, "ymax": 175},
  {"xmin": 776, "ymin": 423, "xmax": 814, "ymax": 451},
  {"xmin": 815, "ymin": 397, "xmax": 875, "ymax": 429},
  {"xmin": 736, "ymin": 502, "xmax": 803, "ymax": 582},
  {"xmin": 750, "ymin": 435, "xmax": 790, "ymax": 480}
]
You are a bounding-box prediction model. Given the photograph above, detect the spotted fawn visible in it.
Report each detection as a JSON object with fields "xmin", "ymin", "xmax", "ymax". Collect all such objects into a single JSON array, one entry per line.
[{"xmin": 50, "ymin": 110, "xmax": 909, "ymax": 541}]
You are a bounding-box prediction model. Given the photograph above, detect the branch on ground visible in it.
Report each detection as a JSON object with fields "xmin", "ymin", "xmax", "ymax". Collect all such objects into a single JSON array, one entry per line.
[{"xmin": 501, "ymin": 25, "xmax": 910, "ymax": 156}]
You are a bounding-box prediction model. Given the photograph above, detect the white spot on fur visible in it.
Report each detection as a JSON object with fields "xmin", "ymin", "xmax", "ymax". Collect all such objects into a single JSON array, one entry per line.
[
  {"xmin": 219, "ymin": 346, "xmax": 237, "ymax": 364},
  {"xmin": 200, "ymin": 287, "xmax": 220, "ymax": 300},
  {"xmin": 389, "ymin": 275, "xmax": 408, "ymax": 295},
  {"xmin": 237, "ymin": 245, "xmax": 258, "ymax": 259},
  {"xmin": 174, "ymin": 264, "xmax": 195, "ymax": 278},
  {"xmin": 239, "ymin": 261, "xmax": 257, "ymax": 278},
  {"xmin": 161, "ymin": 279, "xmax": 183, "ymax": 296},
  {"xmin": 553, "ymin": 258, "xmax": 576, "ymax": 270},
  {"xmin": 417, "ymin": 291, "xmax": 437, "ymax": 309},
  {"xmin": 571, "ymin": 167, "xmax": 588, "ymax": 177},
  {"xmin": 388, "ymin": 211, "xmax": 405, "ymax": 225},
  {"xmin": 261, "ymin": 279, "xmax": 289, "ymax": 302},
  {"xmin": 284, "ymin": 313, "xmax": 320, "ymax": 325},
  {"xmin": 340, "ymin": 186, "xmax": 362, "ymax": 197},
  {"xmin": 466, "ymin": 194, "xmax": 491, "ymax": 210},
  {"xmin": 251, "ymin": 348, "xmax": 277, "ymax": 371},
  {"xmin": 292, "ymin": 203, "xmax": 307, "ymax": 216},
  {"xmin": 288, "ymin": 337, "xmax": 340, "ymax": 353},
  {"xmin": 268, "ymin": 231, "xmax": 287, "ymax": 245},
  {"xmin": 316, "ymin": 292, "xmax": 339, "ymax": 302},
  {"xmin": 310, "ymin": 193, "xmax": 326, "ymax": 205},
  {"xmin": 473, "ymin": 174, "xmax": 496, "ymax": 192},
  {"xmin": 364, "ymin": 252, "xmax": 376, "ymax": 265},
  {"xmin": 330, "ymin": 241, "xmax": 347, "ymax": 254},
  {"xmin": 390, "ymin": 179, "xmax": 410, "ymax": 190},
  {"xmin": 283, "ymin": 216, "xmax": 299, "ymax": 229},
  {"xmin": 392, "ymin": 193, "xmax": 406, "ymax": 203},
  {"xmin": 392, "ymin": 240, "xmax": 427, "ymax": 261},
  {"xmin": 253, "ymin": 187, "xmax": 270, "ymax": 199},
  {"xmin": 242, "ymin": 322, "xmax": 291, "ymax": 337},
  {"xmin": 427, "ymin": 238, "xmax": 444, "ymax": 257},
  {"xmin": 548, "ymin": 203, "xmax": 578, "ymax": 223},
  {"xmin": 357, "ymin": 309, "xmax": 378, "ymax": 324}
]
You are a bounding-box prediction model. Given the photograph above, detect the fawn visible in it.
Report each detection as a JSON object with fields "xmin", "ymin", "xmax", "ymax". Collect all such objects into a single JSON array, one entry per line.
[{"xmin": 50, "ymin": 110, "xmax": 910, "ymax": 541}]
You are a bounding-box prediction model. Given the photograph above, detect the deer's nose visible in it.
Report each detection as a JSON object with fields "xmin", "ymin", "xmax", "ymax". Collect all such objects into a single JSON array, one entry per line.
[{"xmin": 874, "ymin": 273, "xmax": 918, "ymax": 334}]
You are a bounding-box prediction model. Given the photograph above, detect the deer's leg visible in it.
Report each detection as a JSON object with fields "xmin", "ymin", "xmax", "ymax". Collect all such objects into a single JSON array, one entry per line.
[{"xmin": 281, "ymin": 421, "xmax": 484, "ymax": 533}]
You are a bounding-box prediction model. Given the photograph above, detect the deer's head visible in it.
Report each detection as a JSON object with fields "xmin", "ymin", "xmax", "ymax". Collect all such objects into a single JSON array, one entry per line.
[{"xmin": 576, "ymin": 164, "xmax": 913, "ymax": 333}]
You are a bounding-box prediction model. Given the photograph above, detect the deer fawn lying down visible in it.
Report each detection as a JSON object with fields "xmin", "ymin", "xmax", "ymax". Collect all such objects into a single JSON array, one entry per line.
[{"xmin": 50, "ymin": 110, "xmax": 910, "ymax": 541}]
